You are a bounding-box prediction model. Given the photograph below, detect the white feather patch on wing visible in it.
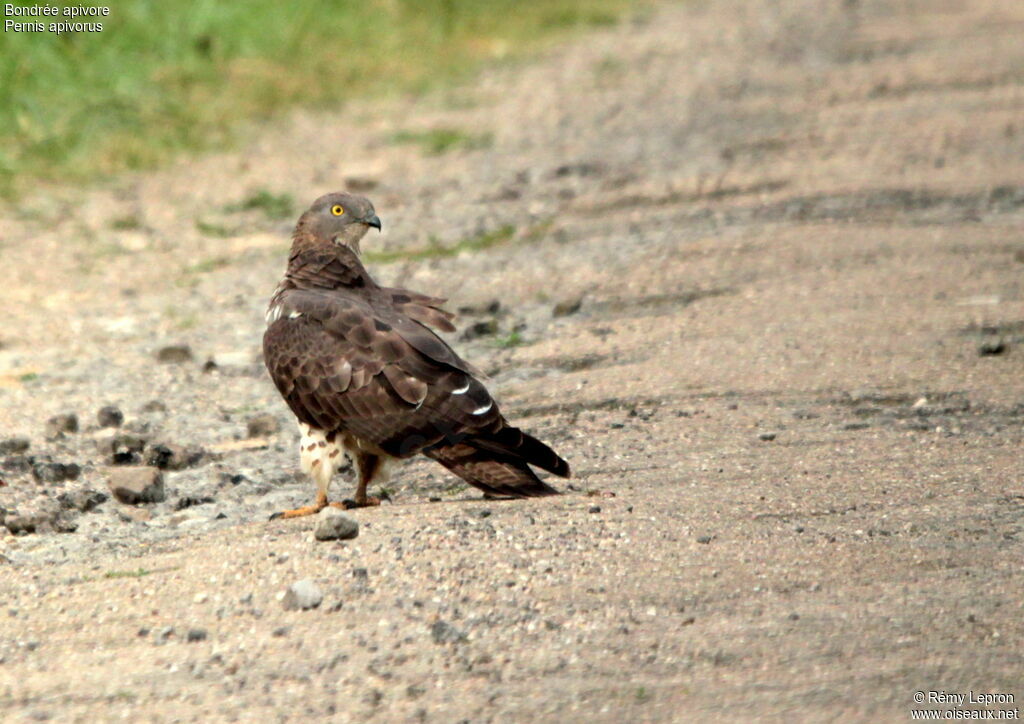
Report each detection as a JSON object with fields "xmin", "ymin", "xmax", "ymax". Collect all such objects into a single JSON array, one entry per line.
[{"xmin": 472, "ymin": 401, "xmax": 493, "ymax": 415}]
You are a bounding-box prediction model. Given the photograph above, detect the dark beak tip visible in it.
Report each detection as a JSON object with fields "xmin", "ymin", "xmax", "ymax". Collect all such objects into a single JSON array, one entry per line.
[{"xmin": 367, "ymin": 215, "xmax": 382, "ymax": 231}]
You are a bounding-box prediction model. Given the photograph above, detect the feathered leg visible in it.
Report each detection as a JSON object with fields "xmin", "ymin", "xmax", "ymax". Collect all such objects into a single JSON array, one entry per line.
[{"xmin": 342, "ymin": 451, "xmax": 384, "ymax": 508}]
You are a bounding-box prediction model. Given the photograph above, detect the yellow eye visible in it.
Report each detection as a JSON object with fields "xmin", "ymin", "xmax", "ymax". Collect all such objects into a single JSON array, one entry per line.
[{"xmin": 331, "ymin": 204, "xmax": 345, "ymax": 216}]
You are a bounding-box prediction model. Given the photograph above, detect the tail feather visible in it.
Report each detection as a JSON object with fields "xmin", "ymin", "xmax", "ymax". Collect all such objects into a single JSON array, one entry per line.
[
  {"xmin": 425, "ymin": 442, "xmax": 561, "ymax": 498},
  {"xmin": 466, "ymin": 426, "xmax": 571, "ymax": 478}
]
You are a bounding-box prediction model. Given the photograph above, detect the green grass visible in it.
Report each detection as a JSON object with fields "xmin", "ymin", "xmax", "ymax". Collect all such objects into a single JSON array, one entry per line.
[
  {"xmin": 224, "ymin": 188, "xmax": 294, "ymax": 219},
  {"xmin": 389, "ymin": 128, "xmax": 493, "ymax": 155},
  {"xmin": 0, "ymin": 0, "xmax": 649, "ymax": 196},
  {"xmin": 103, "ymin": 567, "xmax": 154, "ymax": 580},
  {"xmin": 493, "ymin": 329, "xmax": 525, "ymax": 348},
  {"xmin": 363, "ymin": 224, "xmax": 516, "ymax": 264}
]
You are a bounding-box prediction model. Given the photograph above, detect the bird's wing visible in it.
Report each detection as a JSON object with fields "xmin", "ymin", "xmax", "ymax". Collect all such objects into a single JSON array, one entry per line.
[
  {"xmin": 263, "ymin": 287, "xmax": 499, "ymax": 456},
  {"xmin": 378, "ymin": 286, "xmax": 457, "ymax": 334}
]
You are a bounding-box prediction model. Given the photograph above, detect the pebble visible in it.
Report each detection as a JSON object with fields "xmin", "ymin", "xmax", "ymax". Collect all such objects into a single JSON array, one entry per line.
[
  {"xmin": 430, "ymin": 619, "xmax": 467, "ymax": 645},
  {"xmin": 461, "ymin": 319, "xmax": 498, "ymax": 340},
  {"xmin": 758, "ymin": 432, "xmax": 777, "ymax": 441},
  {"xmin": 552, "ymin": 295, "xmax": 584, "ymax": 317},
  {"xmin": 106, "ymin": 466, "xmax": 165, "ymax": 504},
  {"xmin": 146, "ymin": 443, "xmax": 205, "ymax": 470},
  {"xmin": 588, "ymin": 505, "xmax": 602, "ymax": 514},
  {"xmin": 282, "ymin": 580, "xmax": 323, "ymax": 611},
  {"xmin": 32, "ymin": 462, "xmax": 82, "ymax": 484},
  {"xmin": 57, "ymin": 489, "xmax": 108, "ymax": 512},
  {"xmin": 313, "ymin": 509, "xmax": 360, "ymax": 541},
  {"xmin": 156, "ymin": 345, "xmax": 193, "ymax": 363},
  {"xmin": 0, "ymin": 438, "xmax": 30, "ymax": 455},
  {"xmin": 45, "ymin": 414, "xmax": 78, "ymax": 439},
  {"xmin": 697, "ymin": 535, "xmax": 714, "ymax": 544},
  {"xmin": 978, "ymin": 338, "xmax": 1006, "ymax": 356},
  {"xmin": 246, "ymin": 414, "xmax": 280, "ymax": 438},
  {"xmin": 96, "ymin": 405, "xmax": 124, "ymax": 428},
  {"xmin": 186, "ymin": 628, "xmax": 208, "ymax": 642},
  {"xmin": 141, "ymin": 400, "xmax": 167, "ymax": 413}
]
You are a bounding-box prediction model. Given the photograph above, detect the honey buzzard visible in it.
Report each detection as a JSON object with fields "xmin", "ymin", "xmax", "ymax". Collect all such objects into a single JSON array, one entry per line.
[{"xmin": 263, "ymin": 192, "xmax": 570, "ymax": 519}]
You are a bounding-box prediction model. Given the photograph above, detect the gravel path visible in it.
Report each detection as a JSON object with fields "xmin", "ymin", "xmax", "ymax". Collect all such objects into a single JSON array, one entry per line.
[{"xmin": 2, "ymin": 0, "xmax": 1024, "ymax": 720}]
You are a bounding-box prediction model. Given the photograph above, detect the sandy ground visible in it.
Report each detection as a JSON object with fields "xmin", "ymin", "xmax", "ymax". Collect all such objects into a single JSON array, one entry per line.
[{"xmin": 2, "ymin": 0, "xmax": 1024, "ymax": 721}]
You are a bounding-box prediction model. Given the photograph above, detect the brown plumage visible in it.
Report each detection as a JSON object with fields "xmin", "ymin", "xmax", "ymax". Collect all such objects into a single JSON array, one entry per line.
[{"xmin": 262, "ymin": 192, "xmax": 569, "ymax": 519}]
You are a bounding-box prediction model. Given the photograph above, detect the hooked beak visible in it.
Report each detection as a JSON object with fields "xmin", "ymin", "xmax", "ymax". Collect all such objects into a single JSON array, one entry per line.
[{"xmin": 365, "ymin": 214, "xmax": 382, "ymax": 231}]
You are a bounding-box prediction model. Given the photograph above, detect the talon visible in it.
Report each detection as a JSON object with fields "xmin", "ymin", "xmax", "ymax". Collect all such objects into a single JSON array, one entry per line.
[
  {"xmin": 376, "ymin": 489, "xmax": 392, "ymax": 503},
  {"xmin": 268, "ymin": 512, "xmax": 283, "ymax": 521}
]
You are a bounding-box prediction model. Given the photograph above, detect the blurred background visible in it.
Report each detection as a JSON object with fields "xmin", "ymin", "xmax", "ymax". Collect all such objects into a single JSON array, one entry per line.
[{"xmin": 0, "ymin": 0, "xmax": 649, "ymax": 195}]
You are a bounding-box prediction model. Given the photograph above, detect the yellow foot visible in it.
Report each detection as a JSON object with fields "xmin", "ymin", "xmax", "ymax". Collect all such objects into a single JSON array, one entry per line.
[{"xmin": 268, "ymin": 503, "xmax": 325, "ymax": 520}]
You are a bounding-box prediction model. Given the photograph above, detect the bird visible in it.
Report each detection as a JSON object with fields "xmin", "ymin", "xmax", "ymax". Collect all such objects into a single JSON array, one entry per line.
[{"xmin": 262, "ymin": 192, "xmax": 570, "ymax": 519}]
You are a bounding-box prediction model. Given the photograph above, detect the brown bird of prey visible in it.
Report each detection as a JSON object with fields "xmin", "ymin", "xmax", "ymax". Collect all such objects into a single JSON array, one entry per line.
[{"xmin": 263, "ymin": 192, "xmax": 570, "ymax": 519}]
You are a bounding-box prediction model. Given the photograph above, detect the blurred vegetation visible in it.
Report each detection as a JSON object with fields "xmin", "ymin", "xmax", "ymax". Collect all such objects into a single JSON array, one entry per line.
[{"xmin": 0, "ymin": 0, "xmax": 648, "ymax": 196}]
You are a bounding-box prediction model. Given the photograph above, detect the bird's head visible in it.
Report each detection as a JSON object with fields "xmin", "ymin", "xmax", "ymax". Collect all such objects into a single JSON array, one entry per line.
[{"xmin": 294, "ymin": 192, "xmax": 382, "ymax": 255}]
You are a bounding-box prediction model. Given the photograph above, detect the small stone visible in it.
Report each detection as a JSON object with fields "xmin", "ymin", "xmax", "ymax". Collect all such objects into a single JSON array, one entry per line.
[
  {"xmin": 57, "ymin": 489, "xmax": 108, "ymax": 512},
  {"xmin": 186, "ymin": 628, "xmax": 208, "ymax": 642},
  {"xmin": 696, "ymin": 535, "xmax": 713, "ymax": 544},
  {"xmin": 314, "ymin": 509, "xmax": 359, "ymax": 541},
  {"xmin": 978, "ymin": 339, "xmax": 1006, "ymax": 356},
  {"xmin": 246, "ymin": 414, "xmax": 280, "ymax": 438},
  {"xmin": 552, "ymin": 295, "xmax": 584, "ymax": 317},
  {"xmin": 141, "ymin": 400, "xmax": 167, "ymax": 413},
  {"xmin": 430, "ymin": 619, "xmax": 467, "ymax": 645},
  {"xmin": 460, "ymin": 319, "xmax": 499, "ymax": 341},
  {"xmin": 282, "ymin": 580, "xmax": 323, "ymax": 611},
  {"xmin": 97, "ymin": 405, "xmax": 124, "ymax": 428},
  {"xmin": 45, "ymin": 414, "xmax": 78, "ymax": 439},
  {"xmin": 352, "ymin": 567, "xmax": 368, "ymax": 579},
  {"xmin": 0, "ymin": 438, "xmax": 30, "ymax": 455},
  {"xmin": 588, "ymin": 505, "xmax": 602, "ymax": 514},
  {"xmin": 156, "ymin": 345, "xmax": 193, "ymax": 364},
  {"xmin": 272, "ymin": 626, "xmax": 290, "ymax": 637},
  {"xmin": 146, "ymin": 443, "xmax": 205, "ymax": 470},
  {"xmin": 100, "ymin": 433, "xmax": 148, "ymax": 465},
  {"xmin": 758, "ymin": 432, "xmax": 777, "ymax": 441},
  {"xmin": 32, "ymin": 461, "xmax": 81, "ymax": 484},
  {"xmin": 106, "ymin": 466, "xmax": 165, "ymax": 504},
  {"xmin": 154, "ymin": 626, "xmax": 175, "ymax": 643}
]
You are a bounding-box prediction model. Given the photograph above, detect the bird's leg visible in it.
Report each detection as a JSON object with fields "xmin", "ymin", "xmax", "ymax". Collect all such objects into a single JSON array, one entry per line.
[
  {"xmin": 270, "ymin": 489, "xmax": 329, "ymax": 520},
  {"xmin": 269, "ymin": 425, "xmax": 343, "ymax": 520},
  {"xmin": 341, "ymin": 452, "xmax": 383, "ymax": 509}
]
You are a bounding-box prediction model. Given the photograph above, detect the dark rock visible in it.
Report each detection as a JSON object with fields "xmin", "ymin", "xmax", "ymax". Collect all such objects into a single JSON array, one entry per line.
[
  {"xmin": 141, "ymin": 400, "xmax": 167, "ymax": 413},
  {"xmin": 758, "ymin": 432, "xmax": 777, "ymax": 441},
  {"xmin": 272, "ymin": 626, "xmax": 290, "ymax": 637},
  {"xmin": 32, "ymin": 462, "xmax": 81, "ymax": 484},
  {"xmin": 314, "ymin": 509, "xmax": 359, "ymax": 541},
  {"xmin": 246, "ymin": 414, "xmax": 280, "ymax": 438},
  {"xmin": 45, "ymin": 414, "xmax": 78, "ymax": 439},
  {"xmin": 552, "ymin": 295, "xmax": 584, "ymax": 317},
  {"xmin": 97, "ymin": 405, "xmax": 124, "ymax": 428},
  {"xmin": 430, "ymin": 619, "xmax": 467, "ymax": 645},
  {"xmin": 978, "ymin": 338, "xmax": 1006, "ymax": 356},
  {"xmin": 352, "ymin": 567, "xmax": 369, "ymax": 579},
  {"xmin": 186, "ymin": 628, "xmax": 208, "ymax": 643},
  {"xmin": 156, "ymin": 345, "xmax": 193, "ymax": 363},
  {"xmin": 588, "ymin": 505, "xmax": 602, "ymax": 514},
  {"xmin": 460, "ymin": 319, "xmax": 499, "ymax": 341},
  {"xmin": 2, "ymin": 455, "xmax": 32, "ymax": 474},
  {"xmin": 697, "ymin": 535, "xmax": 714, "ymax": 544},
  {"xmin": 4, "ymin": 501, "xmax": 72, "ymax": 534},
  {"xmin": 282, "ymin": 580, "xmax": 323, "ymax": 610},
  {"xmin": 106, "ymin": 466, "xmax": 165, "ymax": 504},
  {"xmin": 146, "ymin": 443, "xmax": 205, "ymax": 470},
  {"xmin": 100, "ymin": 433, "xmax": 148, "ymax": 465},
  {"xmin": 458, "ymin": 299, "xmax": 501, "ymax": 316},
  {"xmin": 174, "ymin": 495, "xmax": 215, "ymax": 511},
  {"xmin": 57, "ymin": 489, "xmax": 108, "ymax": 512},
  {"xmin": 0, "ymin": 438, "xmax": 30, "ymax": 455}
]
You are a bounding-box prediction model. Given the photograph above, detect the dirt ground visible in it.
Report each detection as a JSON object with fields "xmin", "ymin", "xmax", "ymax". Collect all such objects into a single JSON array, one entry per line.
[{"xmin": 2, "ymin": 0, "xmax": 1024, "ymax": 721}]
